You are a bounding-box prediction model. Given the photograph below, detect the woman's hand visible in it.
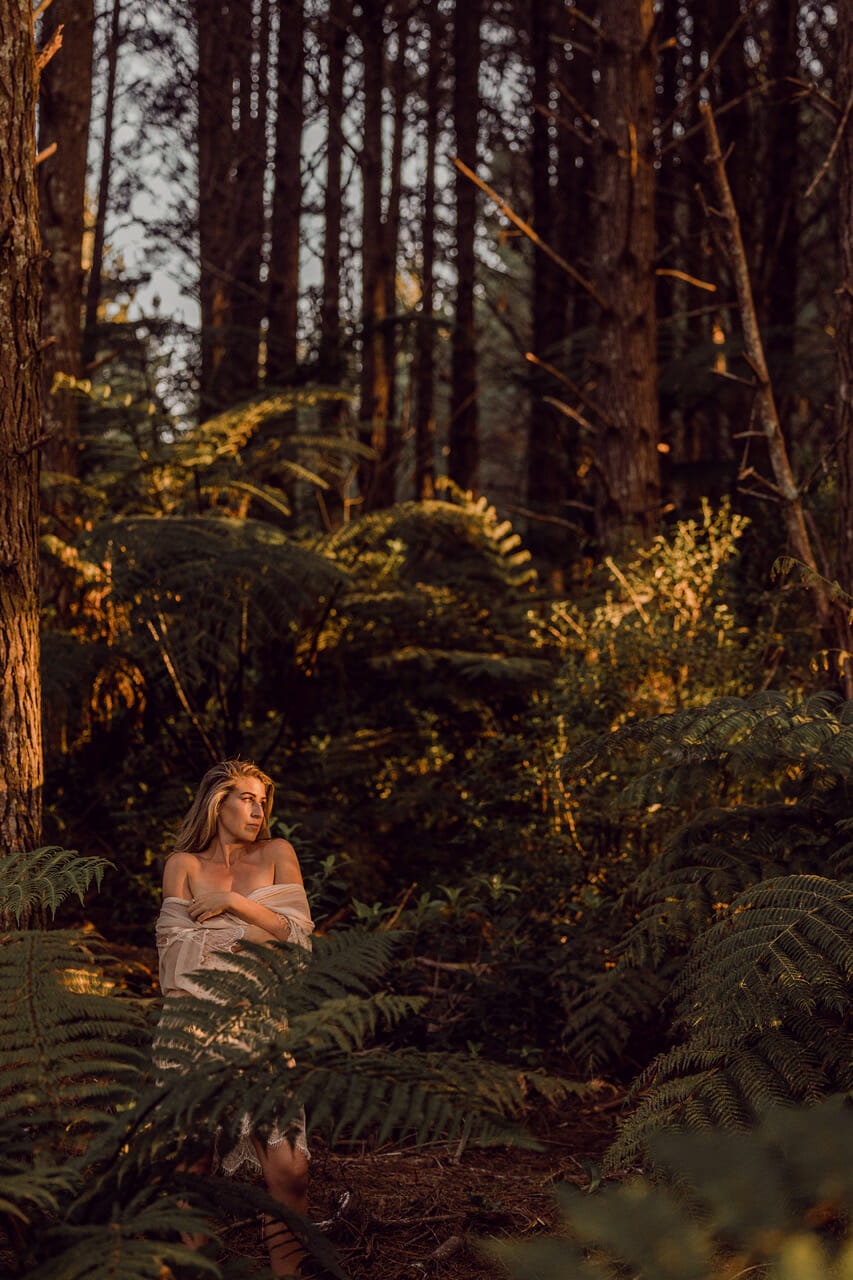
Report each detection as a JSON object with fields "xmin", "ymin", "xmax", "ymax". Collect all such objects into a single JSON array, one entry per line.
[{"xmin": 188, "ymin": 891, "xmax": 236, "ymax": 922}]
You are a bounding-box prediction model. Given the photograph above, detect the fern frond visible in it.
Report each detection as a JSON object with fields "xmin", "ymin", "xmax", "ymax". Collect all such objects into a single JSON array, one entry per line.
[
  {"xmin": 0, "ymin": 931, "xmax": 149, "ymax": 1148},
  {"xmin": 605, "ymin": 876, "xmax": 853, "ymax": 1168},
  {"xmin": 135, "ymin": 932, "xmax": 587, "ymax": 1164},
  {"xmin": 0, "ymin": 848, "xmax": 112, "ymax": 924}
]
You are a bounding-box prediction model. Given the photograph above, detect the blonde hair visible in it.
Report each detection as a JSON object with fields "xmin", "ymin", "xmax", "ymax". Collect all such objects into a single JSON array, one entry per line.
[{"xmin": 172, "ymin": 759, "xmax": 275, "ymax": 853}]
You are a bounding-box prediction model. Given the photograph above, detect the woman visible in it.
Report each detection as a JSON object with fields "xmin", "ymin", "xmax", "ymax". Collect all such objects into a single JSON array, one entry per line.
[{"xmin": 156, "ymin": 758, "xmax": 314, "ymax": 1278}]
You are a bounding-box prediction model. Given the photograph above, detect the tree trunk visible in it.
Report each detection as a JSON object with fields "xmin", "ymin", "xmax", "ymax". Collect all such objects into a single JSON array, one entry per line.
[
  {"xmin": 267, "ymin": 0, "xmax": 303, "ymax": 385},
  {"xmin": 449, "ymin": 0, "xmax": 480, "ymax": 491},
  {"xmin": 81, "ymin": 0, "xmax": 120, "ymax": 371},
  {"xmin": 590, "ymin": 0, "xmax": 660, "ymax": 548},
  {"xmin": 834, "ymin": 0, "xmax": 853, "ymax": 692},
  {"xmin": 196, "ymin": 0, "xmax": 254, "ymax": 413},
  {"xmin": 526, "ymin": 0, "xmax": 571, "ymax": 559},
  {"xmin": 37, "ymin": 0, "xmax": 94, "ymax": 488},
  {"xmin": 318, "ymin": 0, "xmax": 348, "ymax": 388},
  {"xmin": 381, "ymin": 0, "xmax": 408, "ymax": 439},
  {"xmin": 0, "ymin": 0, "xmax": 44, "ymax": 851},
  {"xmin": 413, "ymin": 0, "xmax": 440, "ymax": 501},
  {"xmin": 231, "ymin": 0, "xmax": 270, "ymax": 397},
  {"xmin": 358, "ymin": 0, "xmax": 392, "ymax": 508}
]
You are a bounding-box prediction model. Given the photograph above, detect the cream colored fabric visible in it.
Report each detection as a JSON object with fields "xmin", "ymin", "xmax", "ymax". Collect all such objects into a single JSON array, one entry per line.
[
  {"xmin": 155, "ymin": 882, "xmax": 314, "ymax": 1172},
  {"xmin": 156, "ymin": 883, "xmax": 314, "ymax": 998}
]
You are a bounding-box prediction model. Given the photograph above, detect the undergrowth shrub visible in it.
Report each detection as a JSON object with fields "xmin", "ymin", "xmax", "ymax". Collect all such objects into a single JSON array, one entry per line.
[
  {"xmin": 1, "ymin": 848, "xmax": 583, "ymax": 1279},
  {"xmin": 490, "ymin": 1097, "xmax": 853, "ymax": 1280}
]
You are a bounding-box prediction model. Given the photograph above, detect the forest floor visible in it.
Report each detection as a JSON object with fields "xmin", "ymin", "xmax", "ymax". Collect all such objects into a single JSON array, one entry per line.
[
  {"xmin": 117, "ymin": 943, "xmax": 621, "ymax": 1280},
  {"xmin": 219, "ymin": 1093, "xmax": 619, "ymax": 1280}
]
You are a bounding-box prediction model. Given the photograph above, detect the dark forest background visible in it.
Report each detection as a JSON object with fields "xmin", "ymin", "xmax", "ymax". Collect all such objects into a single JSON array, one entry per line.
[{"xmin": 4, "ymin": 0, "xmax": 853, "ymax": 1275}]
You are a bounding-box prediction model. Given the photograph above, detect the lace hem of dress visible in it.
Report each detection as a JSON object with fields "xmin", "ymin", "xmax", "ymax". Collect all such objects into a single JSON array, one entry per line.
[{"xmin": 216, "ymin": 1107, "xmax": 310, "ymax": 1176}]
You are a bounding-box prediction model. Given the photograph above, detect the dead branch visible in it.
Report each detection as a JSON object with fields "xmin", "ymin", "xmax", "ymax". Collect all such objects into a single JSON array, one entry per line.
[
  {"xmin": 452, "ymin": 157, "xmax": 607, "ymax": 311},
  {"xmin": 542, "ymin": 396, "xmax": 600, "ymax": 438},
  {"xmin": 699, "ymin": 100, "xmax": 831, "ymax": 629},
  {"xmin": 655, "ymin": 267, "xmax": 717, "ymax": 292},
  {"xmin": 36, "ymin": 23, "xmax": 62, "ymax": 73},
  {"xmin": 805, "ymin": 85, "xmax": 853, "ymax": 198},
  {"xmin": 35, "ymin": 141, "xmax": 57, "ymax": 166},
  {"xmin": 525, "ymin": 350, "xmax": 611, "ymax": 427}
]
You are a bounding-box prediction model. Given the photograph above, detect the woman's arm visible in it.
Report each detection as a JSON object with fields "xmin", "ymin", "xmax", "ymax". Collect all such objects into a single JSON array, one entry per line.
[{"xmin": 187, "ymin": 839, "xmax": 305, "ymax": 940}]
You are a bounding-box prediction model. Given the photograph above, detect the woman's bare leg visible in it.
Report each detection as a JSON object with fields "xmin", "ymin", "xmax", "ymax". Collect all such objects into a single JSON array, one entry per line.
[
  {"xmin": 177, "ymin": 1150, "xmax": 215, "ymax": 1250},
  {"xmin": 252, "ymin": 1136, "xmax": 309, "ymax": 1277}
]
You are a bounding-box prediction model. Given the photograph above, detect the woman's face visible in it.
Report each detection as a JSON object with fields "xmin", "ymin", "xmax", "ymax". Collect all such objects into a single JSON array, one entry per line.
[{"xmin": 217, "ymin": 775, "xmax": 267, "ymax": 843}]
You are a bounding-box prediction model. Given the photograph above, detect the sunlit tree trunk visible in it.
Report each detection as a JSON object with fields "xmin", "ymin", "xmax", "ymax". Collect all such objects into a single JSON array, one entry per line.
[
  {"xmin": 0, "ymin": 0, "xmax": 44, "ymax": 851},
  {"xmin": 413, "ymin": 0, "xmax": 440, "ymax": 501},
  {"xmin": 37, "ymin": 0, "xmax": 94, "ymax": 489},
  {"xmin": 590, "ymin": 0, "xmax": 660, "ymax": 548},
  {"xmin": 449, "ymin": 0, "xmax": 480, "ymax": 491},
  {"xmin": 267, "ymin": 0, "xmax": 303, "ymax": 384}
]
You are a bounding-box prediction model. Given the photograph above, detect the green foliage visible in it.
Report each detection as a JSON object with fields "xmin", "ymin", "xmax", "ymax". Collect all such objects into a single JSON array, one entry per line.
[
  {"xmin": 0, "ymin": 848, "xmax": 582, "ymax": 1279},
  {"xmin": 1, "ymin": 847, "xmax": 112, "ymax": 926},
  {"xmin": 490, "ymin": 1098, "xmax": 853, "ymax": 1280},
  {"xmin": 555, "ymin": 696, "xmax": 850, "ymax": 1075},
  {"xmin": 606, "ymin": 874, "xmax": 853, "ymax": 1168}
]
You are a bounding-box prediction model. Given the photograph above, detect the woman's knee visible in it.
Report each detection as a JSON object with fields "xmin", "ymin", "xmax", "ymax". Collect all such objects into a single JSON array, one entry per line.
[{"xmin": 261, "ymin": 1141, "xmax": 310, "ymax": 1201}]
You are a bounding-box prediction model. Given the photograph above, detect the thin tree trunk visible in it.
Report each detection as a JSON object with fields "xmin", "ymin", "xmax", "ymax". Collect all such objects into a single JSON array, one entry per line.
[
  {"xmin": 37, "ymin": 0, "xmax": 94, "ymax": 488},
  {"xmin": 381, "ymin": 0, "xmax": 408, "ymax": 438},
  {"xmin": 526, "ymin": 0, "xmax": 570, "ymax": 560},
  {"xmin": 833, "ymin": 0, "xmax": 853, "ymax": 693},
  {"xmin": 449, "ymin": 0, "xmax": 480, "ymax": 491},
  {"xmin": 358, "ymin": 0, "xmax": 392, "ymax": 508},
  {"xmin": 318, "ymin": 0, "xmax": 348, "ymax": 387},
  {"xmin": 413, "ymin": 0, "xmax": 439, "ymax": 501},
  {"xmin": 231, "ymin": 0, "xmax": 270, "ymax": 397},
  {"xmin": 590, "ymin": 0, "xmax": 660, "ymax": 548},
  {"xmin": 0, "ymin": 0, "xmax": 44, "ymax": 851},
  {"xmin": 82, "ymin": 0, "xmax": 120, "ymax": 371},
  {"xmin": 700, "ymin": 101, "xmax": 830, "ymax": 632},
  {"xmin": 267, "ymin": 0, "xmax": 303, "ymax": 385}
]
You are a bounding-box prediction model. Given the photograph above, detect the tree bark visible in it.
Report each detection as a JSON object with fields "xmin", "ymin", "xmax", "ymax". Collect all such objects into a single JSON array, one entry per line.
[
  {"xmin": 318, "ymin": 0, "xmax": 348, "ymax": 387},
  {"xmin": 267, "ymin": 0, "xmax": 303, "ymax": 385},
  {"xmin": 81, "ymin": 0, "xmax": 120, "ymax": 371},
  {"xmin": 413, "ymin": 0, "xmax": 440, "ymax": 501},
  {"xmin": 358, "ymin": 0, "xmax": 392, "ymax": 508},
  {"xmin": 700, "ymin": 101, "xmax": 831, "ymax": 633},
  {"xmin": 449, "ymin": 0, "xmax": 480, "ymax": 492},
  {"xmin": 0, "ymin": 0, "xmax": 44, "ymax": 851},
  {"xmin": 231, "ymin": 0, "xmax": 270, "ymax": 397},
  {"xmin": 381, "ymin": 0, "xmax": 408, "ymax": 439},
  {"xmin": 37, "ymin": 0, "xmax": 94, "ymax": 487},
  {"xmin": 526, "ymin": 0, "xmax": 572, "ymax": 559},
  {"xmin": 834, "ymin": 0, "xmax": 853, "ymax": 691},
  {"xmin": 196, "ymin": 0, "xmax": 257, "ymax": 412},
  {"xmin": 590, "ymin": 0, "xmax": 660, "ymax": 548}
]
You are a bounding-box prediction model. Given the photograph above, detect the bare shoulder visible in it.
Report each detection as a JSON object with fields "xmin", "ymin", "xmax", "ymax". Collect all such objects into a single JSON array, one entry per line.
[
  {"xmin": 263, "ymin": 837, "xmax": 304, "ymax": 886},
  {"xmin": 162, "ymin": 849, "xmax": 197, "ymax": 897}
]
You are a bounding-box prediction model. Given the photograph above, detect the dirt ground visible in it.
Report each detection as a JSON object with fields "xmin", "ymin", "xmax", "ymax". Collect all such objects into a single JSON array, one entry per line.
[{"xmin": 218, "ymin": 1093, "xmax": 620, "ymax": 1279}]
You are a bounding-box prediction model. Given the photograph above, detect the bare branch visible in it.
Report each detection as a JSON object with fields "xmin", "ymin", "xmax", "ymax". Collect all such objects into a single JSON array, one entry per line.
[
  {"xmin": 452, "ymin": 157, "xmax": 607, "ymax": 311},
  {"xmin": 804, "ymin": 86, "xmax": 853, "ymax": 199}
]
